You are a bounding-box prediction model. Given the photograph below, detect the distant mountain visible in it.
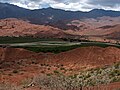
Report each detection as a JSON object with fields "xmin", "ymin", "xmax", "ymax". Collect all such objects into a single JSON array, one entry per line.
[
  {"xmin": 88, "ymin": 9, "xmax": 120, "ymax": 17},
  {"xmin": 0, "ymin": 3, "xmax": 30, "ymax": 19},
  {"xmin": 1, "ymin": 3, "xmax": 120, "ymax": 24}
]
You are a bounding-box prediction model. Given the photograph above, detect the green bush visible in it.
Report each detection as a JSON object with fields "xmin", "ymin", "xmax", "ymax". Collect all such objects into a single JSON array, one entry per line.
[{"xmin": 54, "ymin": 70, "xmax": 60, "ymax": 74}]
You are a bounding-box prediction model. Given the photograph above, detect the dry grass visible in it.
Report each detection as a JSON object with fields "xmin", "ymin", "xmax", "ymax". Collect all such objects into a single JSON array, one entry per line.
[{"xmin": 0, "ymin": 82, "xmax": 22, "ymax": 90}]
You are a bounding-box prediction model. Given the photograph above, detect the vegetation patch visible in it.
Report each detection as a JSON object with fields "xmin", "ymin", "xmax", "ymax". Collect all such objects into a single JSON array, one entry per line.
[
  {"xmin": 1, "ymin": 36, "xmax": 120, "ymax": 54},
  {"xmin": 0, "ymin": 36, "xmax": 62, "ymax": 44},
  {"xmin": 0, "ymin": 82, "xmax": 22, "ymax": 90},
  {"xmin": 22, "ymin": 62, "xmax": 120, "ymax": 89}
]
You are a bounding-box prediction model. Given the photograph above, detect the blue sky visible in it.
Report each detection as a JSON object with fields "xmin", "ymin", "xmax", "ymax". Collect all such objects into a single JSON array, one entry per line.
[{"xmin": 0, "ymin": 0, "xmax": 120, "ymax": 11}]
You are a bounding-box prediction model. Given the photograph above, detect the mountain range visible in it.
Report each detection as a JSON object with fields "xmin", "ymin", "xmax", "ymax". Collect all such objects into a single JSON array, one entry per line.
[{"xmin": 1, "ymin": 2, "xmax": 120, "ymax": 25}]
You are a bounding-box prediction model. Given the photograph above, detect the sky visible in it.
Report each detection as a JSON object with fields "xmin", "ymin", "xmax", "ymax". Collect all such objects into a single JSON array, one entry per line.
[{"xmin": 0, "ymin": 0, "xmax": 120, "ymax": 11}]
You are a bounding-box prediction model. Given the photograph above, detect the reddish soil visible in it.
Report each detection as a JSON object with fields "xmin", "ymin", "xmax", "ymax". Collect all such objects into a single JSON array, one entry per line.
[
  {"xmin": 1, "ymin": 17, "xmax": 120, "ymax": 42},
  {"xmin": 0, "ymin": 46, "xmax": 120, "ymax": 85},
  {"xmin": 48, "ymin": 46, "xmax": 120, "ymax": 69},
  {"xmin": 65, "ymin": 16, "xmax": 120, "ymax": 42},
  {"xmin": 0, "ymin": 18, "xmax": 71, "ymax": 38},
  {"xmin": 66, "ymin": 16, "xmax": 120, "ymax": 36}
]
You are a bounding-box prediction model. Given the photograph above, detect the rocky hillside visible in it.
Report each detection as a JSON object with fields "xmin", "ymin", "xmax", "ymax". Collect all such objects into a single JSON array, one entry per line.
[
  {"xmin": 0, "ymin": 46, "xmax": 120, "ymax": 72},
  {"xmin": 0, "ymin": 18, "xmax": 71, "ymax": 38},
  {"xmin": 0, "ymin": 46, "xmax": 120, "ymax": 89}
]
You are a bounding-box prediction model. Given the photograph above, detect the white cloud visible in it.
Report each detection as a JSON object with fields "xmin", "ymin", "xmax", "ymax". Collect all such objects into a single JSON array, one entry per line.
[
  {"xmin": 48, "ymin": 0, "xmax": 92, "ymax": 11},
  {"xmin": 11, "ymin": 2, "xmax": 29, "ymax": 9},
  {"xmin": 0, "ymin": 0, "xmax": 120, "ymax": 11}
]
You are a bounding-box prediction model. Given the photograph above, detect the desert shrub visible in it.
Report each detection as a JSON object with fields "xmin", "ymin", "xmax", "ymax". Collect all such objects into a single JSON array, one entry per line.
[
  {"xmin": 47, "ymin": 68, "xmax": 50, "ymax": 70},
  {"xmin": 33, "ymin": 75, "xmax": 82, "ymax": 90},
  {"xmin": 0, "ymin": 83, "xmax": 22, "ymax": 90},
  {"xmin": 110, "ymin": 70, "xmax": 120, "ymax": 76},
  {"xmin": 53, "ymin": 70, "xmax": 60, "ymax": 74},
  {"xmin": 46, "ymin": 73, "xmax": 52, "ymax": 76},
  {"xmin": 115, "ymin": 88, "xmax": 120, "ymax": 90},
  {"xmin": 60, "ymin": 67, "xmax": 66, "ymax": 70},
  {"xmin": 12, "ymin": 70, "xmax": 19, "ymax": 74},
  {"xmin": 20, "ymin": 77, "xmax": 36, "ymax": 88},
  {"xmin": 21, "ymin": 62, "xmax": 120, "ymax": 89},
  {"xmin": 75, "ymin": 62, "xmax": 120, "ymax": 86}
]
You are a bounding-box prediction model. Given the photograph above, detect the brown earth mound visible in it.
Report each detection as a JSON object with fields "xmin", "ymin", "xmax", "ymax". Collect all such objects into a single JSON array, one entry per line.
[
  {"xmin": 103, "ymin": 25, "xmax": 120, "ymax": 39},
  {"xmin": 1, "ymin": 17, "xmax": 120, "ymax": 42},
  {"xmin": 0, "ymin": 46, "xmax": 120, "ymax": 85},
  {"xmin": 0, "ymin": 18, "xmax": 71, "ymax": 38},
  {"xmin": 0, "ymin": 47, "xmax": 45, "ymax": 69},
  {"xmin": 46, "ymin": 46, "xmax": 120, "ymax": 70},
  {"xmin": 0, "ymin": 46, "xmax": 120, "ymax": 70},
  {"xmin": 65, "ymin": 17, "xmax": 120, "ymax": 42}
]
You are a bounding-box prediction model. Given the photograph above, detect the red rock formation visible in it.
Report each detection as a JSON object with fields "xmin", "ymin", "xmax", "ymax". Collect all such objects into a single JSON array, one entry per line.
[{"xmin": 0, "ymin": 18, "xmax": 70, "ymax": 38}]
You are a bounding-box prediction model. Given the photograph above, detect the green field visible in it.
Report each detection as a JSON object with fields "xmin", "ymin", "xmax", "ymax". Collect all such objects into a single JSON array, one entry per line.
[
  {"xmin": 0, "ymin": 37, "xmax": 120, "ymax": 53},
  {"xmin": 0, "ymin": 36, "xmax": 62, "ymax": 44},
  {"xmin": 14, "ymin": 43, "xmax": 120, "ymax": 53}
]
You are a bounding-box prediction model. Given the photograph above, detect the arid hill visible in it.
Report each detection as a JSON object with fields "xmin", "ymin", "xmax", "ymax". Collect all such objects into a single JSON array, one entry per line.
[
  {"xmin": 49, "ymin": 46, "xmax": 120, "ymax": 67},
  {"xmin": 0, "ymin": 46, "xmax": 120, "ymax": 89},
  {"xmin": 65, "ymin": 17, "xmax": 120, "ymax": 36},
  {"xmin": 0, "ymin": 46, "xmax": 120, "ymax": 74},
  {"xmin": 103, "ymin": 25, "xmax": 120, "ymax": 39},
  {"xmin": 0, "ymin": 18, "xmax": 71, "ymax": 38},
  {"xmin": 1, "ymin": 18, "xmax": 120, "ymax": 42}
]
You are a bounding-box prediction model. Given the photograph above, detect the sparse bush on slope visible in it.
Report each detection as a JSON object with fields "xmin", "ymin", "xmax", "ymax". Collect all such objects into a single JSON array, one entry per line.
[
  {"xmin": 25, "ymin": 62, "xmax": 120, "ymax": 90},
  {"xmin": 33, "ymin": 74, "xmax": 82, "ymax": 90},
  {"xmin": 0, "ymin": 83, "xmax": 22, "ymax": 90}
]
